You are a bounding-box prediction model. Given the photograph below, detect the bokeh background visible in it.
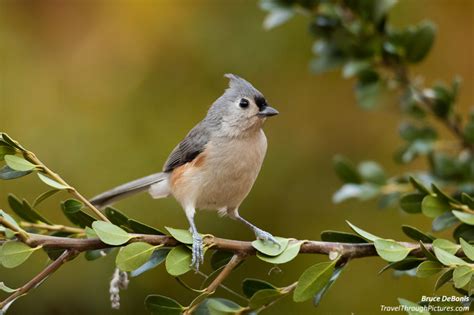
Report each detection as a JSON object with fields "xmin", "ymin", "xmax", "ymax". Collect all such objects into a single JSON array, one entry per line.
[{"xmin": 0, "ymin": 0, "xmax": 473, "ymax": 314}]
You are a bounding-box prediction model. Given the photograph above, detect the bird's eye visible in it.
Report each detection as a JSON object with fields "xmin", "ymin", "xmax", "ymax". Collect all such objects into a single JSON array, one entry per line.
[{"xmin": 239, "ymin": 98, "xmax": 249, "ymax": 108}]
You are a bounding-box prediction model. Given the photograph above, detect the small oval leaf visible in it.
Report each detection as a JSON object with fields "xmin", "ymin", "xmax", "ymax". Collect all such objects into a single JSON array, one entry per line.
[
  {"xmin": 92, "ymin": 221, "xmax": 131, "ymax": 246},
  {"xmin": 252, "ymin": 237, "xmax": 289, "ymax": 256},
  {"xmin": 374, "ymin": 239, "xmax": 412, "ymax": 262},
  {"xmin": 165, "ymin": 245, "xmax": 192, "ymax": 276},
  {"xmin": 4, "ymin": 155, "xmax": 37, "ymax": 172},
  {"xmin": 293, "ymin": 261, "xmax": 335, "ymax": 302},
  {"xmin": 37, "ymin": 173, "xmax": 69, "ymax": 190},
  {"xmin": 0, "ymin": 241, "xmax": 40, "ymax": 268},
  {"xmin": 116, "ymin": 242, "xmax": 157, "ymax": 272}
]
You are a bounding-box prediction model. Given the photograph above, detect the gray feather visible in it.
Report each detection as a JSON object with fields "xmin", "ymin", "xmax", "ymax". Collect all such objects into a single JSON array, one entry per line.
[
  {"xmin": 90, "ymin": 172, "xmax": 167, "ymax": 208},
  {"xmin": 163, "ymin": 122, "xmax": 211, "ymax": 172}
]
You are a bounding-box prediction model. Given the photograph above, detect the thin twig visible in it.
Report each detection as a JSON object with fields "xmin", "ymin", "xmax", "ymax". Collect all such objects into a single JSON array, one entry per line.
[
  {"xmin": 196, "ymin": 270, "xmax": 248, "ymax": 302},
  {"xmin": 0, "ymin": 250, "xmax": 76, "ymax": 310},
  {"xmin": 185, "ymin": 254, "xmax": 247, "ymax": 314},
  {"xmin": 20, "ymin": 222, "xmax": 84, "ymax": 234},
  {"xmin": 0, "ymin": 217, "xmax": 29, "ymax": 242}
]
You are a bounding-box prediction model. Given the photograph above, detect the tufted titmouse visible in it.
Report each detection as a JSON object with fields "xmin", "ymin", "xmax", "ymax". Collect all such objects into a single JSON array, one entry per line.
[{"xmin": 90, "ymin": 74, "xmax": 279, "ymax": 269}]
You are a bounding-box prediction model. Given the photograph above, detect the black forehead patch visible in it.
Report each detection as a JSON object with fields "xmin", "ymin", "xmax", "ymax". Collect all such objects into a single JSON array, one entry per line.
[{"xmin": 254, "ymin": 96, "xmax": 267, "ymax": 110}]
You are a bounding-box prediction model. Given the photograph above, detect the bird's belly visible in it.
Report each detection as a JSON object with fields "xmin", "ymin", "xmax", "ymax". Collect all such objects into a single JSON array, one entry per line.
[
  {"xmin": 195, "ymin": 161, "xmax": 259, "ymax": 209},
  {"xmin": 171, "ymin": 133, "xmax": 267, "ymax": 210}
]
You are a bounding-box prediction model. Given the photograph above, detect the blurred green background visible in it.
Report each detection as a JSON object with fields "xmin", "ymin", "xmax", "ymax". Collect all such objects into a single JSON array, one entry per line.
[{"xmin": 0, "ymin": 0, "xmax": 473, "ymax": 314}]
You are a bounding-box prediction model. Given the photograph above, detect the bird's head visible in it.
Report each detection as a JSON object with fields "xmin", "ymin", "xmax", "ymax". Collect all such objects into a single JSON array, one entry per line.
[{"xmin": 208, "ymin": 74, "xmax": 278, "ymax": 137}]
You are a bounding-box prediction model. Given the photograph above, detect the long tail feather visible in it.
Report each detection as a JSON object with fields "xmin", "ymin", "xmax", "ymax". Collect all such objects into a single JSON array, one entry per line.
[{"xmin": 90, "ymin": 172, "xmax": 168, "ymax": 208}]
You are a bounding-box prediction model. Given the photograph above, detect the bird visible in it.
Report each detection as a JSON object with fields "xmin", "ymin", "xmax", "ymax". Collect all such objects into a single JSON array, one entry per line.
[{"xmin": 90, "ymin": 74, "xmax": 279, "ymax": 269}]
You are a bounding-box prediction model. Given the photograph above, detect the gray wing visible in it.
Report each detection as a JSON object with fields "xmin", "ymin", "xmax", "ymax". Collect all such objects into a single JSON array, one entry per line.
[{"xmin": 163, "ymin": 122, "xmax": 210, "ymax": 172}]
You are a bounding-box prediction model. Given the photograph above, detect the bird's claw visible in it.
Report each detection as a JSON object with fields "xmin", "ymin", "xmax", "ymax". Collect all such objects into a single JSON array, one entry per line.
[
  {"xmin": 191, "ymin": 233, "xmax": 204, "ymax": 270},
  {"xmin": 254, "ymin": 228, "xmax": 280, "ymax": 248}
]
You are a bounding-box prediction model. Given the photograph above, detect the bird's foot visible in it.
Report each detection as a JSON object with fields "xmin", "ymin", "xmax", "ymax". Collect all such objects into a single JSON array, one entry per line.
[
  {"xmin": 191, "ymin": 233, "xmax": 204, "ymax": 270},
  {"xmin": 254, "ymin": 228, "xmax": 280, "ymax": 248}
]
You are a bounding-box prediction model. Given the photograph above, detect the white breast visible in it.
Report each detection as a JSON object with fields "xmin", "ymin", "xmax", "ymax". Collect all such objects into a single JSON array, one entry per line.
[{"xmin": 171, "ymin": 129, "xmax": 267, "ymax": 211}]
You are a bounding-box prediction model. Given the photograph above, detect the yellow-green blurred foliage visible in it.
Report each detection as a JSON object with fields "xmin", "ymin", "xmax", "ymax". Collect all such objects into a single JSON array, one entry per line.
[{"xmin": 0, "ymin": 0, "xmax": 472, "ymax": 314}]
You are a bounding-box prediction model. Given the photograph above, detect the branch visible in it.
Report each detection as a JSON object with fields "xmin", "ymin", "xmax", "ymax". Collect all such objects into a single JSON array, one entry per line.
[
  {"xmin": 0, "ymin": 249, "xmax": 76, "ymax": 310},
  {"xmin": 20, "ymin": 232, "xmax": 440, "ymax": 259}
]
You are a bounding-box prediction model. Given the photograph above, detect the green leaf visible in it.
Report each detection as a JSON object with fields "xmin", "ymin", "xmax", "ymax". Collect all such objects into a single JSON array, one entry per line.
[
  {"xmin": 405, "ymin": 21, "xmax": 436, "ymax": 63},
  {"xmin": 460, "ymin": 238, "xmax": 474, "ymax": 261},
  {"xmin": 165, "ymin": 227, "xmax": 194, "ymax": 244},
  {"xmin": 84, "ymin": 248, "xmax": 111, "ymax": 261},
  {"xmin": 342, "ymin": 61, "xmax": 371, "ymax": 79},
  {"xmin": 435, "ymin": 268, "xmax": 453, "ymax": 290},
  {"xmin": 401, "ymin": 225, "xmax": 433, "ymax": 243},
  {"xmin": 4, "ymin": 155, "xmax": 37, "ymax": 172},
  {"xmin": 105, "ymin": 207, "xmax": 130, "ymax": 228},
  {"xmin": 333, "ymin": 155, "xmax": 361, "ymax": 183},
  {"xmin": 453, "ymin": 223, "xmax": 474, "ymax": 242},
  {"xmin": 432, "ymin": 211, "xmax": 458, "ymax": 232},
  {"xmin": 263, "ymin": 9, "xmax": 294, "ymax": 30},
  {"xmin": 0, "ymin": 145, "xmax": 16, "ymax": 161},
  {"xmin": 374, "ymin": 239, "xmax": 412, "ymax": 262},
  {"xmin": 461, "ymin": 193, "xmax": 474, "ymax": 209},
  {"xmin": 0, "ymin": 282, "xmax": 17, "ymax": 293},
  {"xmin": 379, "ymin": 258, "xmax": 424, "ymax": 274},
  {"xmin": 144, "ymin": 294, "xmax": 184, "ymax": 315},
  {"xmin": 252, "ymin": 237, "xmax": 289, "ymax": 256},
  {"xmin": 421, "ymin": 195, "xmax": 449, "ymax": 218},
  {"xmin": 242, "ymin": 278, "xmax": 277, "ymax": 298},
  {"xmin": 206, "ymin": 298, "xmax": 244, "ymax": 314},
  {"xmin": 452, "ymin": 210, "xmax": 474, "ymax": 225},
  {"xmin": 399, "ymin": 194, "xmax": 424, "ymax": 213},
  {"xmin": 131, "ymin": 249, "xmax": 170, "ymax": 277},
  {"xmin": 33, "ymin": 189, "xmax": 60, "ymax": 207},
  {"xmin": 116, "ymin": 242, "xmax": 158, "ymax": 272},
  {"xmin": 419, "ymin": 241, "xmax": 437, "ymax": 261},
  {"xmin": 210, "ymin": 250, "xmax": 234, "ymax": 270},
  {"xmin": 397, "ymin": 298, "xmax": 429, "ymax": 315},
  {"xmin": 453, "ymin": 265, "xmax": 473, "ymax": 288},
  {"xmin": 355, "ymin": 72, "xmax": 381, "ymax": 109},
  {"xmin": 416, "ymin": 261, "xmax": 444, "ymax": 278},
  {"xmin": 61, "ymin": 199, "xmax": 95, "ymax": 228},
  {"xmin": 0, "ymin": 241, "xmax": 40, "ymax": 268},
  {"xmin": 293, "ymin": 261, "xmax": 335, "ymax": 302},
  {"xmin": 92, "ymin": 221, "xmax": 132, "ymax": 246},
  {"xmin": 409, "ymin": 177, "xmax": 430, "ymax": 195},
  {"xmin": 37, "ymin": 173, "xmax": 69, "ymax": 190},
  {"xmin": 433, "ymin": 247, "xmax": 468, "ymax": 266},
  {"xmin": 8, "ymin": 194, "xmax": 51, "ymax": 224},
  {"xmin": 249, "ymin": 289, "xmax": 282, "ymax": 309},
  {"xmin": 0, "ymin": 210, "xmax": 20, "ymax": 232},
  {"xmin": 332, "ymin": 183, "xmax": 380, "ymax": 203},
  {"xmin": 0, "ymin": 165, "xmax": 32, "ymax": 180},
  {"xmin": 320, "ymin": 231, "xmax": 367, "ymax": 243},
  {"xmin": 313, "ymin": 265, "xmax": 344, "ymax": 306},
  {"xmin": 256, "ymin": 240, "xmax": 303, "ymax": 264},
  {"xmin": 358, "ymin": 161, "xmax": 386, "ymax": 185},
  {"xmin": 431, "ymin": 184, "xmax": 458, "ymax": 204},
  {"xmin": 129, "ymin": 219, "xmax": 164, "ymax": 235},
  {"xmin": 346, "ymin": 221, "xmax": 380, "ymax": 242},
  {"xmin": 432, "ymin": 239, "xmax": 459, "ymax": 255},
  {"xmin": 0, "ymin": 133, "xmax": 26, "ymax": 151},
  {"xmin": 165, "ymin": 245, "xmax": 192, "ymax": 276}
]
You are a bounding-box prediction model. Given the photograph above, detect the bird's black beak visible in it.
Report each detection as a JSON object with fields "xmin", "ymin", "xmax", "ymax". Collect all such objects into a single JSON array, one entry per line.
[{"xmin": 257, "ymin": 106, "xmax": 279, "ymax": 117}]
